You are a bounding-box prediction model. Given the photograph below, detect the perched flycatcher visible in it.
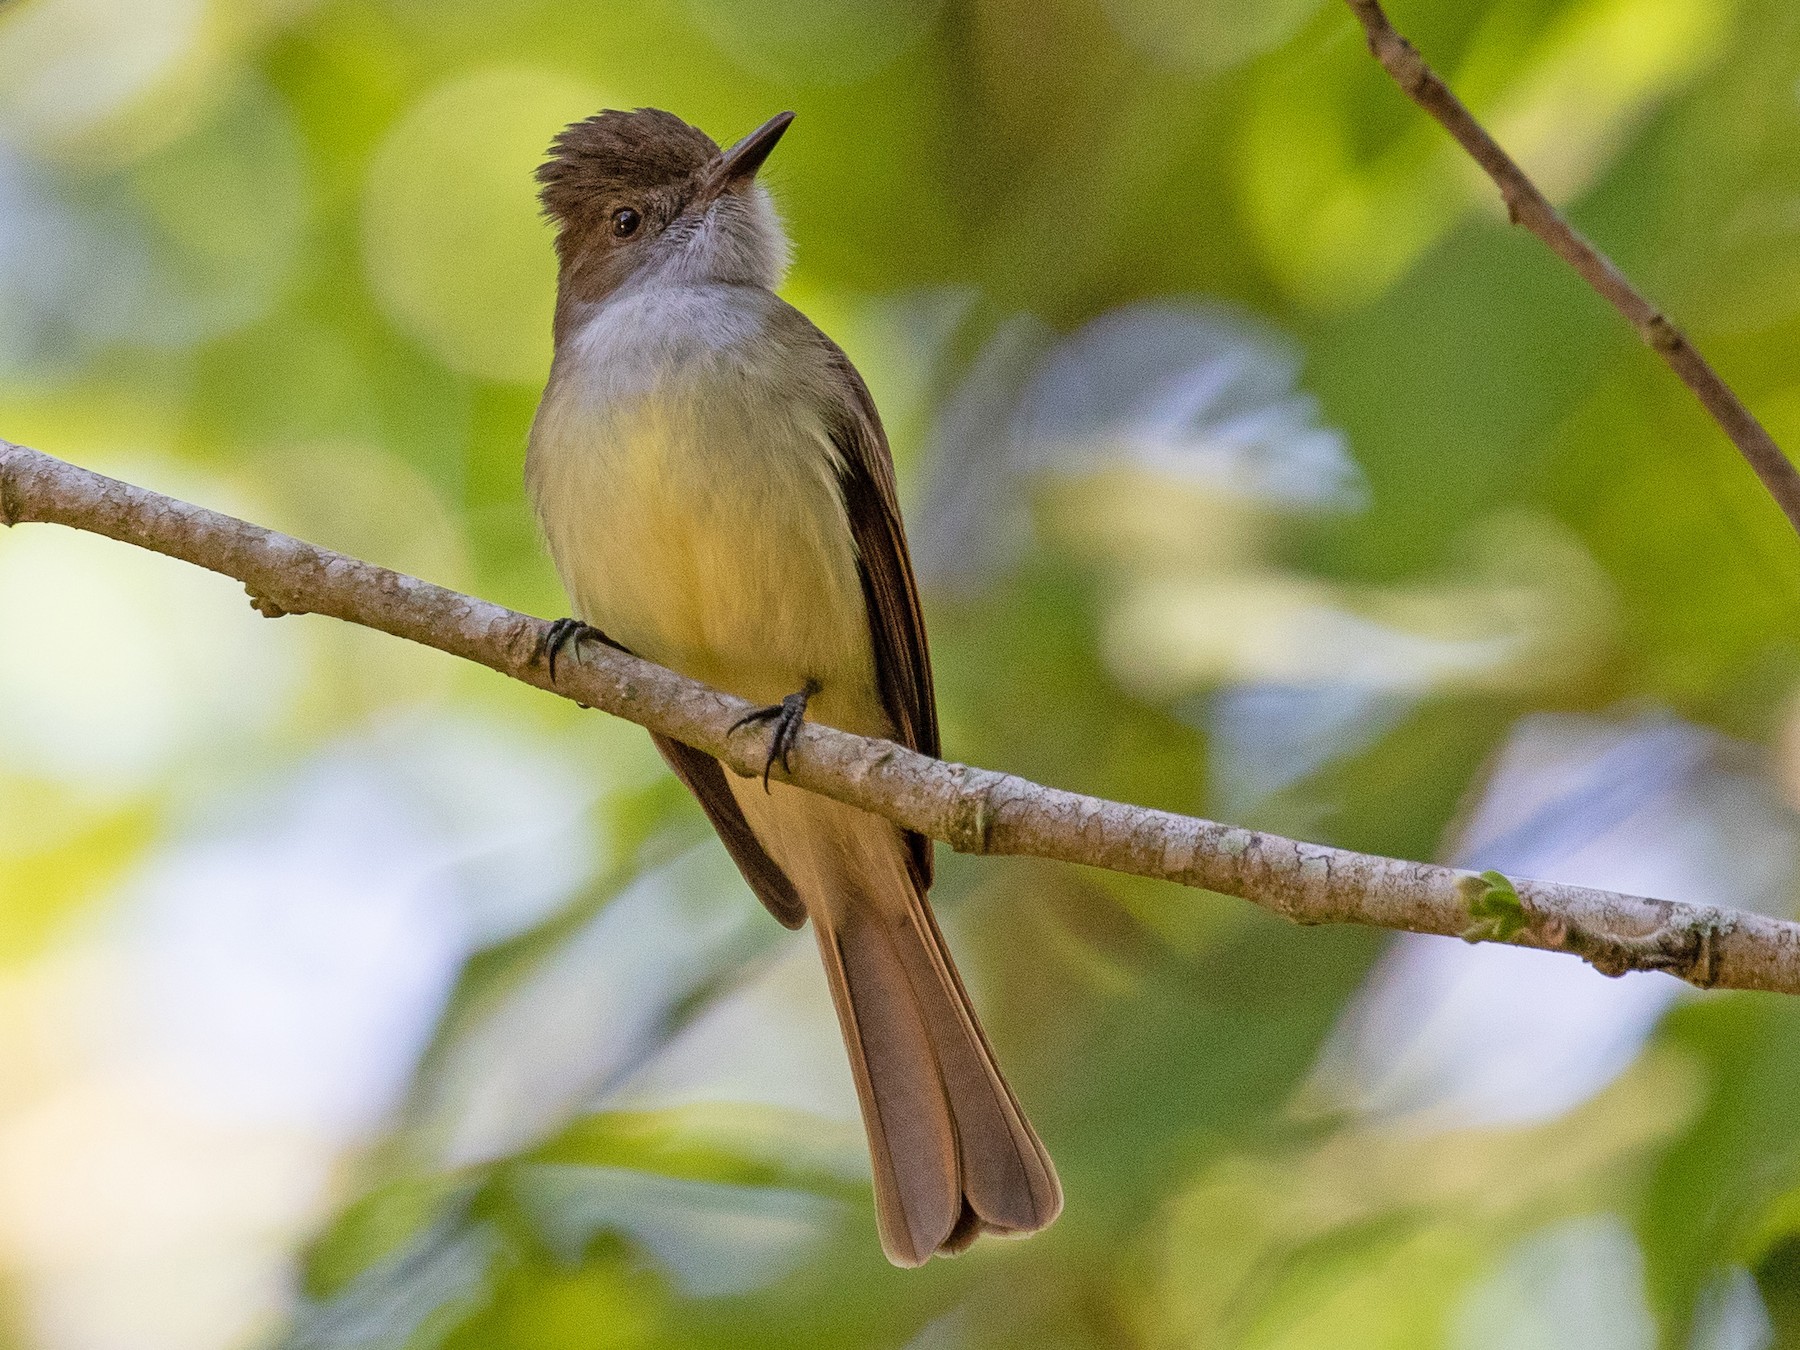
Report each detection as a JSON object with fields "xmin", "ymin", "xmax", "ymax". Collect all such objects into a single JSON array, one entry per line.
[{"xmin": 526, "ymin": 107, "xmax": 1061, "ymax": 1266}]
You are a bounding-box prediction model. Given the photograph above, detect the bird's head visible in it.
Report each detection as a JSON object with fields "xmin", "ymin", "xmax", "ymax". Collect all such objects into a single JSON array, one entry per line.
[{"xmin": 537, "ymin": 107, "xmax": 794, "ymax": 309}]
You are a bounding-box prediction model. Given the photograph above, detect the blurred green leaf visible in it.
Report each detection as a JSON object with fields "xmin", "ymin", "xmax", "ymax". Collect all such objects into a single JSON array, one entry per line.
[
  {"xmin": 510, "ymin": 1164, "xmax": 840, "ymax": 1298},
  {"xmin": 286, "ymin": 1199, "xmax": 504, "ymax": 1350},
  {"xmin": 1639, "ymin": 996, "xmax": 1800, "ymax": 1340},
  {"xmin": 6, "ymin": 0, "xmax": 1800, "ymax": 1344}
]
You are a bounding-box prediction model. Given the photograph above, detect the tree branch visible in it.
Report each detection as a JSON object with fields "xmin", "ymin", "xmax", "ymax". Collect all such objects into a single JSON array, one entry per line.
[
  {"xmin": 1341, "ymin": 0, "xmax": 1800, "ymax": 541},
  {"xmin": 5, "ymin": 438, "xmax": 1798, "ymax": 993}
]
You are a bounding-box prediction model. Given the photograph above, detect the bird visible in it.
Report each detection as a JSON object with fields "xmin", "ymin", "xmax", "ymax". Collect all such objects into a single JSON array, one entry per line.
[{"xmin": 525, "ymin": 107, "xmax": 1061, "ymax": 1266}]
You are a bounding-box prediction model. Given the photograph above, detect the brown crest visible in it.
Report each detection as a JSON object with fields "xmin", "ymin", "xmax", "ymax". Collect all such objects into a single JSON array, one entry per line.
[{"xmin": 536, "ymin": 108, "xmax": 718, "ymax": 236}]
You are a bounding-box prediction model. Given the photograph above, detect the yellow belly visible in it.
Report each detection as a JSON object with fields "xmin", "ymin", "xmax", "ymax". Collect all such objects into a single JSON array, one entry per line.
[{"xmin": 528, "ymin": 365, "xmax": 886, "ymax": 735}]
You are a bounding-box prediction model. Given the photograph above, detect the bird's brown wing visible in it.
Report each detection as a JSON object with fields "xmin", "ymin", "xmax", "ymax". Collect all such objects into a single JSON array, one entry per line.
[
  {"xmin": 811, "ymin": 328, "xmax": 941, "ymax": 889},
  {"xmin": 652, "ymin": 732, "xmax": 806, "ymax": 928}
]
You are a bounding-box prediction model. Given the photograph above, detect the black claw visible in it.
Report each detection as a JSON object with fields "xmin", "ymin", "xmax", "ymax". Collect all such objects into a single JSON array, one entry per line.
[
  {"xmin": 542, "ymin": 617, "xmax": 603, "ymax": 683},
  {"xmin": 731, "ymin": 680, "xmax": 820, "ymax": 791}
]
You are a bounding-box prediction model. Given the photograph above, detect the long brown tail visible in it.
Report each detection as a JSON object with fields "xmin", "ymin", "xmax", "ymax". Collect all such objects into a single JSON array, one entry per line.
[
  {"xmin": 722, "ymin": 776, "xmax": 1061, "ymax": 1264},
  {"xmin": 813, "ymin": 880, "xmax": 1062, "ymax": 1266}
]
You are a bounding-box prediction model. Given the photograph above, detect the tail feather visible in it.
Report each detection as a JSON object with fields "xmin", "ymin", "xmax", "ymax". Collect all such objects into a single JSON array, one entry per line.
[
  {"xmin": 891, "ymin": 897, "xmax": 1061, "ymax": 1235},
  {"xmin": 816, "ymin": 911, "xmax": 958, "ymax": 1265},
  {"xmin": 818, "ymin": 891, "xmax": 1063, "ymax": 1265},
  {"xmin": 726, "ymin": 779, "xmax": 1061, "ymax": 1265}
]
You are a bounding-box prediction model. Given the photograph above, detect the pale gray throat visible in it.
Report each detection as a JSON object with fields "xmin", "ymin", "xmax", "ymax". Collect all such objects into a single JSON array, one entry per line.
[{"xmin": 627, "ymin": 183, "xmax": 791, "ymax": 294}]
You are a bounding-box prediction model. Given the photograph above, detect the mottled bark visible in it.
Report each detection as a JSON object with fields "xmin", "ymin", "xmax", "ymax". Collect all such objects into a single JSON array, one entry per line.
[{"xmin": 6, "ymin": 439, "xmax": 1797, "ymax": 993}]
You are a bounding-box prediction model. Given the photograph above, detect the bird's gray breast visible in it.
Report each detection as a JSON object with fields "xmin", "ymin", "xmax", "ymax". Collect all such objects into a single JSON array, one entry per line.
[{"xmin": 527, "ymin": 285, "xmax": 873, "ymax": 711}]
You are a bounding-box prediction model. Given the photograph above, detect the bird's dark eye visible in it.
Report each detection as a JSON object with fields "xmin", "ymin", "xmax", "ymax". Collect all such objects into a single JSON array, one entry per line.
[{"xmin": 611, "ymin": 207, "xmax": 642, "ymax": 239}]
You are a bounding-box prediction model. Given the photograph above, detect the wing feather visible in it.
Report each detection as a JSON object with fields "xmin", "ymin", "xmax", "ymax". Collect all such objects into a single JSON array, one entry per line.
[{"xmin": 809, "ymin": 328, "xmax": 940, "ymax": 889}]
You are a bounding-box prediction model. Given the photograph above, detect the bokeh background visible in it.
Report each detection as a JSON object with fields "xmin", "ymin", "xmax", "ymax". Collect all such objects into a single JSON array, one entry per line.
[{"xmin": 3, "ymin": 0, "xmax": 1800, "ymax": 1345}]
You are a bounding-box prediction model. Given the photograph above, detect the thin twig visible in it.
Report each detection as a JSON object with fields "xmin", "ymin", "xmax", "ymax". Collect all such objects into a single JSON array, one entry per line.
[
  {"xmin": 4, "ymin": 439, "xmax": 1798, "ymax": 993},
  {"xmin": 1342, "ymin": 0, "xmax": 1800, "ymax": 540}
]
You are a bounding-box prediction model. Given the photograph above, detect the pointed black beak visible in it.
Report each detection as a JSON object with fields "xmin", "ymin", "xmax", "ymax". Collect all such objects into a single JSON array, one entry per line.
[{"xmin": 706, "ymin": 111, "xmax": 794, "ymax": 196}]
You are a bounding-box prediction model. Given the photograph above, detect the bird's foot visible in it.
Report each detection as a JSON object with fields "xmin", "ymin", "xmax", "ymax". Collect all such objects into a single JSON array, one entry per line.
[
  {"xmin": 731, "ymin": 679, "xmax": 820, "ymax": 791},
  {"xmin": 540, "ymin": 617, "xmax": 613, "ymax": 684}
]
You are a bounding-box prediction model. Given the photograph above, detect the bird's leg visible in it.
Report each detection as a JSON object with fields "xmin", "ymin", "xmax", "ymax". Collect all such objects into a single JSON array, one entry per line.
[
  {"xmin": 731, "ymin": 678, "xmax": 821, "ymax": 791},
  {"xmin": 540, "ymin": 617, "xmax": 624, "ymax": 684}
]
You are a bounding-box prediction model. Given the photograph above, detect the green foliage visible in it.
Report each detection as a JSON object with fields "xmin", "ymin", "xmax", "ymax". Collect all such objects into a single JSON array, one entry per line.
[{"xmin": 6, "ymin": 0, "xmax": 1800, "ymax": 1345}]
